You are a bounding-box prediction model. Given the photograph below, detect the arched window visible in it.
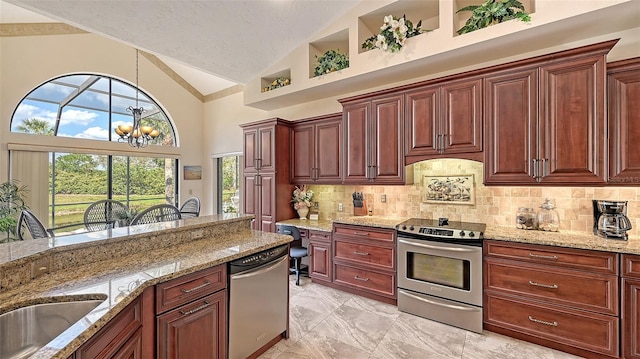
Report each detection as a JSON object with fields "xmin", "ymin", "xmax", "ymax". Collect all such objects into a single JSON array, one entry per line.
[
  {"xmin": 10, "ymin": 73, "xmax": 175, "ymax": 146},
  {"xmin": 8, "ymin": 74, "xmax": 179, "ymax": 235}
]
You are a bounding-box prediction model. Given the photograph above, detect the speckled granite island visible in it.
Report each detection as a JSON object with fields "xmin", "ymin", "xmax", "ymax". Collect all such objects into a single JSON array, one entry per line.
[{"xmin": 0, "ymin": 214, "xmax": 292, "ymax": 359}]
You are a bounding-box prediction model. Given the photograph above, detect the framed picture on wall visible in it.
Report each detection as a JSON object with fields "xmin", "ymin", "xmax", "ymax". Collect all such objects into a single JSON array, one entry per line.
[
  {"xmin": 184, "ymin": 166, "xmax": 202, "ymax": 180},
  {"xmin": 423, "ymin": 174, "xmax": 475, "ymax": 205}
]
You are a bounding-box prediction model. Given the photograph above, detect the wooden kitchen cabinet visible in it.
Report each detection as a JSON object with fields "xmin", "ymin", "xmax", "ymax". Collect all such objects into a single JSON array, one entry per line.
[
  {"xmin": 340, "ymin": 93, "xmax": 410, "ymax": 184},
  {"xmin": 291, "ymin": 113, "xmax": 342, "ymax": 184},
  {"xmin": 622, "ymin": 254, "xmax": 640, "ymax": 359},
  {"xmin": 241, "ymin": 118, "xmax": 294, "ymax": 232},
  {"xmin": 484, "ymin": 40, "xmax": 615, "ymax": 185},
  {"xmin": 607, "ymin": 58, "xmax": 640, "ymax": 185},
  {"xmin": 156, "ymin": 265, "xmax": 227, "ymax": 359},
  {"xmin": 484, "ymin": 240, "xmax": 619, "ymax": 358},
  {"xmin": 75, "ymin": 287, "xmax": 154, "ymax": 359},
  {"xmin": 404, "ymin": 77, "xmax": 482, "ymax": 162},
  {"xmin": 308, "ymin": 230, "xmax": 332, "ymax": 283},
  {"xmin": 331, "ymin": 223, "xmax": 396, "ymax": 304}
]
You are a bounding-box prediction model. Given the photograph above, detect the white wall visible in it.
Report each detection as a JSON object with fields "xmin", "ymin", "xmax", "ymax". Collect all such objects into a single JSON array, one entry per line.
[{"xmin": 0, "ymin": 32, "xmax": 204, "ymax": 208}]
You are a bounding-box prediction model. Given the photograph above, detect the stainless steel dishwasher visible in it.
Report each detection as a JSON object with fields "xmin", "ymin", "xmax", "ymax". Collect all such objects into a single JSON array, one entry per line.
[{"xmin": 228, "ymin": 244, "xmax": 289, "ymax": 359}]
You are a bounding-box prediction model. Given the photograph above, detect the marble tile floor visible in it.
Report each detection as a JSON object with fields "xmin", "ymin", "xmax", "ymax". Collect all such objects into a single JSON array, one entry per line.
[{"xmin": 258, "ymin": 276, "xmax": 584, "ymax": 359}]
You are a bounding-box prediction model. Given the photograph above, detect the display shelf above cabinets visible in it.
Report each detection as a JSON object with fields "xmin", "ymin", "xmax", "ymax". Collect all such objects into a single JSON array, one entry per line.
[
  {"xmin": 261, "ymin": 69, "xmax": 292, "ymax": 94},
  {"xmin": 309, "ymin": 29, "xmax": 350, "ymax": 79},
  {"xmin": 357, "ymin": 0, "xmax": 439, "ymax": 55},
  {"xmin": 453, "ymin": 0, "xmax": 535, "ymax": 37}
]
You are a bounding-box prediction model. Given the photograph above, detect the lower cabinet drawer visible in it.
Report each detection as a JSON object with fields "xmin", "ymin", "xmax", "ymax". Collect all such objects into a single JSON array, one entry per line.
[
  {"xmin": 485, "ymin": 258, "xmax": 618, "ymax": 315},
  {"xmin": 485, "ymin": 292, "xmax": 619, "ymax": 357},
  {"xmin": 333, "ymin": 263, "xmax": 395, "ymax": 298},
  {"xmin": 334, "ymin": 240, "xmax": 394, "ymax": 270}
]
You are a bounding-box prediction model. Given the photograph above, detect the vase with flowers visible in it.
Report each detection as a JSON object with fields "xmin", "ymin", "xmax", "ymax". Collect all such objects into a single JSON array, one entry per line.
[
  {"xmin": 362, "ymin": 14, "xmax": 429, "ymax": 53},
  {"xmin": 291, "ymin": 185, "xmax": 313, "ymax": 219}
]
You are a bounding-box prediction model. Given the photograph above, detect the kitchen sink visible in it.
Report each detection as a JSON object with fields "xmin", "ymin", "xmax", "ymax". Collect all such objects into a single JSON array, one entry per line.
[{"xmin": 0, "ymin": 299, "xmax": 104, "ymax": 359}]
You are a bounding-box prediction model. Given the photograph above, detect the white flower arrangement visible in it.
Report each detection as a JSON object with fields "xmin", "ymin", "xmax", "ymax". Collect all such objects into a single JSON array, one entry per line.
[
  {"xmin": 362, "ymin": 14, "xmax": 428, "ymax": 53},
  {"xmin": 291, "ymin": 185, "xmax": 313, "ymax": 210}
]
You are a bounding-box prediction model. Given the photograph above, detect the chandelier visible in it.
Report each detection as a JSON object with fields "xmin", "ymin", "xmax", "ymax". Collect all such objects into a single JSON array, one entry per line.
[{"xmin": 115, "ymin": 49, "xmax": 160, "ymax": 148}]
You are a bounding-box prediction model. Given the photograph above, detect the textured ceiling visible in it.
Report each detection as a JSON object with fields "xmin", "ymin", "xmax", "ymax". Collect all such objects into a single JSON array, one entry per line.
[{"xmin": 3, "ymin": 0, "xmax": 359, "ymax": 86}]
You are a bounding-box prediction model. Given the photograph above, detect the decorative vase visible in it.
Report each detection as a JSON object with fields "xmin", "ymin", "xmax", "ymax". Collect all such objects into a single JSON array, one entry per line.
[{"xmin": 297, "ymin": 207, "xmax": 309, "ymax": 220}]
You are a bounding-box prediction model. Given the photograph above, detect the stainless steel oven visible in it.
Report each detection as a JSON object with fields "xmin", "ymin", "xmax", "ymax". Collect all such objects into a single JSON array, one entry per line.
[{"xmin": 397, "ymin": 218, "xmax": 485, "ymax": 333}]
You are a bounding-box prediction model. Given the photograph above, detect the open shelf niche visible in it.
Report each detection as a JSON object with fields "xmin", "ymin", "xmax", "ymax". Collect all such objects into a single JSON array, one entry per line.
[
  {"xmin": 260, "ymin": 68, "xmax": 292, "ymax": 93},
  {"xmin": 453, "ymin": 0, "xmax": 536, "ymax": 37},
  {"xmin": 308, "ymin": 29, "xmax": 350, "ymax": 79},
  {"xmin": 357, "ymin": 0, "xmax": 440, "ymax": 54}
]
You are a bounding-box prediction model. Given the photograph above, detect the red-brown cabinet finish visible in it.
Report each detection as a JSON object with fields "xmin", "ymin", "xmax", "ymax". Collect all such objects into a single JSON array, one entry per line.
[
  {"xmin": 405, "ymin": 78, "xmax": 483, "ymax": 162},
  {"xmin": 483, "ymin": 40, "xmax": 615, "ymax": 185},
  {"xmin": 241, "ymin": 118, "xmax": 294, "ymax": 232},
  {"xmin": 608, "ymin": 58, "xmax": 640, "ymax": 185},
  {"xmin": 308, "ymin": 230, "xmax": 332, "ymax": 283},
  {"xmin": 623, "ymin": 254, "xmax": 640, "ymax": 359},
  {"xmin": 341, "ymin": 94, "xmax": 409, "ymax": 184},
  {"xmin": 76, "ymin": 287, "xmax": 154, "ymax": 359},
  {"xmin": 291, "ymin": 113, "xmax": 342, "ymax": 184},
  {"xmin": 483, "ymin": 240, "xmax": 620, "ymax": 358}
]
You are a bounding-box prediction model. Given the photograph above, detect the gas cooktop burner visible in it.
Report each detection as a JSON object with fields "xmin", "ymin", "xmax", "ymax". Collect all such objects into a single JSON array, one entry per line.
[{"xmin": 396, "ymin": 217, "xmax": 486, "ymax": 242}]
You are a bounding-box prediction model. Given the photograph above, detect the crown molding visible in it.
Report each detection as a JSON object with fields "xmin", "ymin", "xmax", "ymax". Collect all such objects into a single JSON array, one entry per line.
[
  {"xmin": 0, "ymin": 22, "xmax": 86, "ymax": 37},
  {"xmin": 140, "ymin": 51, "xmax": 205, "ymax": 102},
  {"xmin": 204, "ymin": 84, "xmax": 244, "ymax": 102}
]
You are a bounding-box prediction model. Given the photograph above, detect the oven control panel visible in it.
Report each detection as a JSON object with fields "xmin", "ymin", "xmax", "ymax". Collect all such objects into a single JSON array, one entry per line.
[{"xmin": 395, "ymin": 219, "xmax": 485, "ymax": 241}]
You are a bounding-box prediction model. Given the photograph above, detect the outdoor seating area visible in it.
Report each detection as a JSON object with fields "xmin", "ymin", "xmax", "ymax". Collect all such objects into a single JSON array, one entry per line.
[{"xmin": 16, "ymin": 197, "xmax": 200, "ymax": 241}]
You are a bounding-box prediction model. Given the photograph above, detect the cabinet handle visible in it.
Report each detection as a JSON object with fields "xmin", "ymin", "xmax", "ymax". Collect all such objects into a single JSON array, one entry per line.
[
  {"xmin": 253, "ymin": 158, "xmax": 258, "ymax": 170},
  {"xmin": 353, "ymin": 251, "xmax": 370, "ymax": 256},
  {"xmin": 179, "ymin": 300, "xmax": 211, "ymax": 316},
  {"xmin": 528, "ymin": 280, "xmax": 558, "ymax": 289},
  {"xmin": 532, "ymin": 159, "xmax": 539, "ymax": 179},
  {"xmin": 256, "ymin": 158, "xmax": 262, "ymax": 170},
  {"xmin": 528, "ymin": 315, "xmax": 558, "ymax": 327},
  {"xmin": 528, "ymin": 253, "xmax": 558, "ymax": 260},
  {"xmin": 439, "ymin": 134, "xmax": 446, "ymax": 154},
  {"xmin": 354, "ymin": 275, "xmax": 369, "ymax": 282},
  {"xmin": 541, "ymin": 158, "xmax": 548, "ymax": 178},
  {"xmin": 353, "ymin": 231, "xmax": 370, "ymax": 236},
  {"xmin": 180, "ymin": 280, "xmax": 211, "ymax": 293}
]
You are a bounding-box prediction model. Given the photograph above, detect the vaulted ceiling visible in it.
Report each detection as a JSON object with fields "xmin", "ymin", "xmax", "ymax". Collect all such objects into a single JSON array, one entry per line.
[{"xmin": 2, "ymin": 0, "xmax": 359, "ymax": 94}]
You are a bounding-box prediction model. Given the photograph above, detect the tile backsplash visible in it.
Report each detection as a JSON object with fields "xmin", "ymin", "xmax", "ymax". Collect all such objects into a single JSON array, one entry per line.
[{"xmin": 309, "ymin": 159, "xmax": 639, "ymax": 237}]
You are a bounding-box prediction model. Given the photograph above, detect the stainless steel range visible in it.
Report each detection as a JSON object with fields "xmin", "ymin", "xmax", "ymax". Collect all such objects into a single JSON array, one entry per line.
[{"xmin": 396, "ymin": 217, "xmax": 485, "ymax": 333}]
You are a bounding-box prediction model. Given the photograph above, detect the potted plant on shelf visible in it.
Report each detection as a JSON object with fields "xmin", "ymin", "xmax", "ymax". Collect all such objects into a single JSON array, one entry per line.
[
  {"xmin": 456, "ymin": 0, "xmax": 531, "ymax": 35},
  {"xmin": 261, "ymin": 76, "xmax": 291, "ymax": 93},
  {"xmin": 0, "ymin": 180, "xmax": 29, "ymax": 242},
  {"xmin": 291, "ymin": 185, "xmax": 313, "ymax": 219},
  {"xmin": 362, "ymin": 14, "xmax": 429, "ymax": 53},
  {"xmin": 314, "ymin": 49, "xmax": 349, "ymax": 77}
]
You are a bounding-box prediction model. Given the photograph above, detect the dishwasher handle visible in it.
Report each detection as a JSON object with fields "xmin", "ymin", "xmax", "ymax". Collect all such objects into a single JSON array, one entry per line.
[{"xmin": 230, "ymin": 255, "xmax": 288, "ymax": 280}]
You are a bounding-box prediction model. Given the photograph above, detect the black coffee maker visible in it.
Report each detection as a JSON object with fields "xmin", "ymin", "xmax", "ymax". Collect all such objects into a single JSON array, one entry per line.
[{"xmin": 592, "ymin": 200, "xmax": 632, "ymax": 240}]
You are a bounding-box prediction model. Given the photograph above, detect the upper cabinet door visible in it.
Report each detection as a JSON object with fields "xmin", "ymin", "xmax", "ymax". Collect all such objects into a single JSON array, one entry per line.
[
  {"xmin": 243, "ymin": 128, "xmax": 258, "ymax": 174},
  {"xmin": 371, "ymin": 94, "xmax": 404, "ymax": 183},
  {"xmin": 539, "ymin": 55, "xmax": 607, "ymax": 184},
  {"xmin": 315, "ymin": 117, "xmax": 343, "ymax": 182},
  {"xmin": 343, "ymin": 102, "xmax": 370, "ymax": 183},
  {"xmin": 441, "ymin": 78, "xmax": 483, "ymax": 154},
  {"xmin": 405, "ymin": 85, "xmax": 439, "ymax": 156},
  {"xmin": 258, "ymin": 126, "xmax": 276, "ymax": 172},
  {"xmin": 484, "ymin": 67, "xmax": 539, "ymax": 185},
  {"xmin": 608, "ymin": 59, "xmax": 640, "ymax": 185},
  {"xmin": 291, "ymin": 123, "xmax": 315, "ymax": 183}
]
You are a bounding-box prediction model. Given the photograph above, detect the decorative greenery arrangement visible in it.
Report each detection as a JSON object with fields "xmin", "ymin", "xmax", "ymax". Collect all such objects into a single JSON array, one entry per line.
[
  {"xmin": 0, "ymin": 180, "xmax": 29, "ymax": 241},
  {"xmin": 314, "ymin": 49, "xmax": 349, "ymax": 77},
  {"xmin": 456, "ymin": 0, "xmax": 531, "ymax": 35},
  {"xmin": 261, "ymin": 76, "xmax": 291, "ymax": 93},
  {"xmin": 291, "ymin": 185, "xmax": 313, "ymax": 210},
  {"xmin": 362, "ymin": 14, "xmax": 428, "ymax": 53}
]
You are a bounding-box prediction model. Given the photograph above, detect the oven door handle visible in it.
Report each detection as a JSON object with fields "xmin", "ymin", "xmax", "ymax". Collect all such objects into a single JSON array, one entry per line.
[
  {"xmin": 399, "ymin": 290, "xmax": 479, "ymax": 311},
  {"xmin": 398, "ymin": 239, "xmax": 479, "ymax": 252}
]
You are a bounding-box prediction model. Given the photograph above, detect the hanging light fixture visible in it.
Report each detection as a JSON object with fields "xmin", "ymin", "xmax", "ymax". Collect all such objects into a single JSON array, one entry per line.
[{"xmin": 115, "ymin": 49, "xmax": 160, "ymax": 148}]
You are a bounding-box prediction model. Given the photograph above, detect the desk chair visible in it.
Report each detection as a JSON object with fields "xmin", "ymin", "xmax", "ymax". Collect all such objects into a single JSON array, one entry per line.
[{"xmin": 279, "ymin": 225, "xmax": 308, "ymax": 286}]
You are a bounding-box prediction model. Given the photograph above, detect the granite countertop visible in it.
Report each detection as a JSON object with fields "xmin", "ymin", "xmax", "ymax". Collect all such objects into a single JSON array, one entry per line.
[
  {"xmin": 277, "ymin": 216, "xmax": 640, "ymax": 255},
  {"xmin": 0, "ymin": 215, "xmax": 293, "ymax": 359}
]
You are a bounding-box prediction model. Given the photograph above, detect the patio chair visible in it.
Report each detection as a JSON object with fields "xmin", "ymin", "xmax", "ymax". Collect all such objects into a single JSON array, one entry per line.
[
  {"xmin": 130, "ymin": 204, "xmax": 182, "ymax": 226},
  {"xmin": 179, "ymin": 197, "xmax": 201, "ymax": 218},
  {"xmin": 84, "ymin": 199, "xmax": 129, "ymax": 232},
  {"xmin": 17, "ymin": 210, "xmax": 53, "ymax": 240}
]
